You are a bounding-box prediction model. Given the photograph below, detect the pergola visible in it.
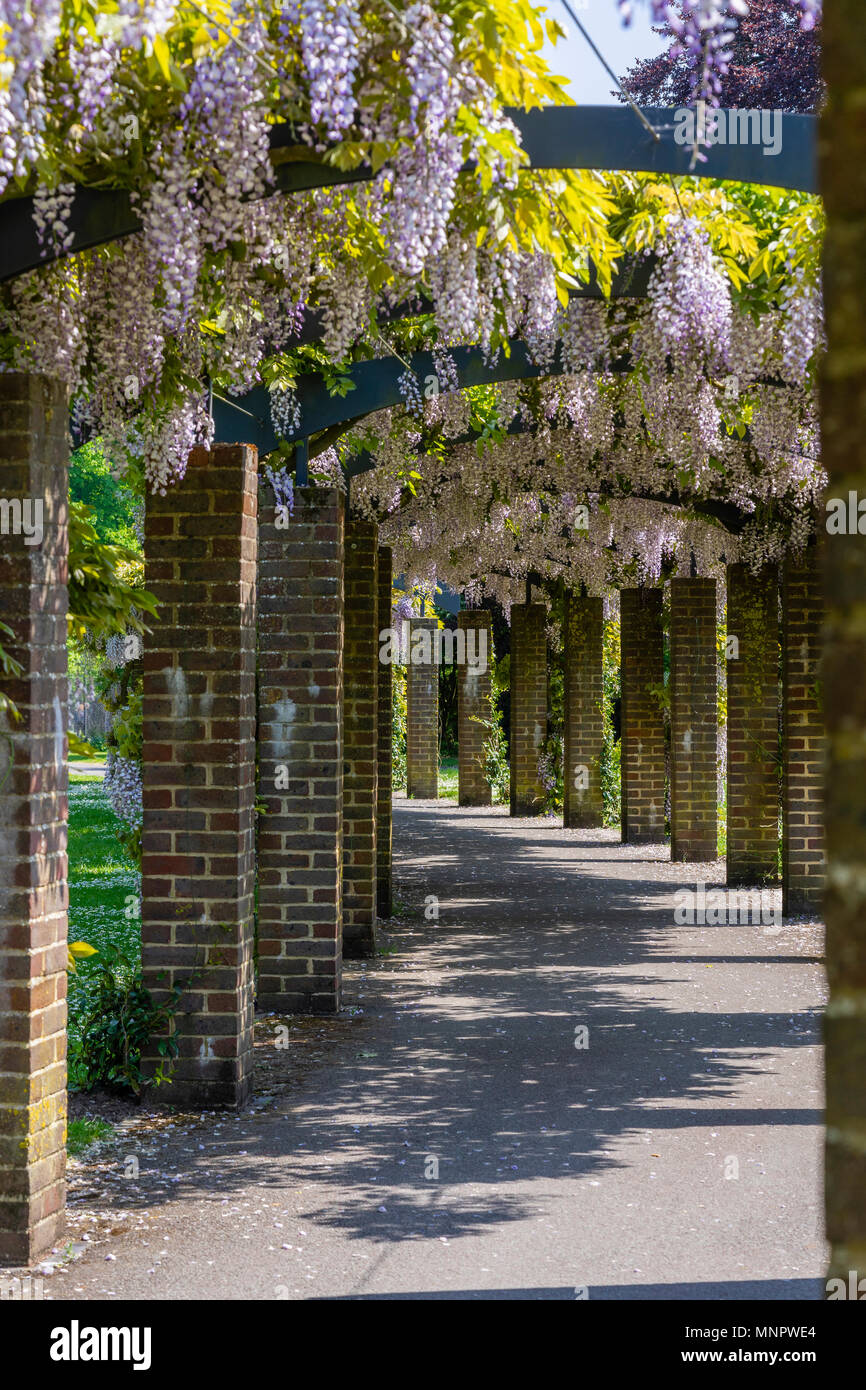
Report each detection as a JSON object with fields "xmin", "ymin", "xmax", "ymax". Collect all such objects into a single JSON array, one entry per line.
[{"xmin": 0, "ymin": 96, "xmax": 847, "ymax": 1284}]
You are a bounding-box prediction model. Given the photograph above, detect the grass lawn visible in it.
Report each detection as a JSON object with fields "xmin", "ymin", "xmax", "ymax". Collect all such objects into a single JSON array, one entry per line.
[
  {"xmin": 67, "ymin": 776, "xmax": 140, "ymax": 1088},
  {"xmin": 438, "ymin": 752, "xmax": 458, "ymax": 800},
  {"xmin": 67, "ymin": 1117, "xmax": 114, "ymax": 1156}
]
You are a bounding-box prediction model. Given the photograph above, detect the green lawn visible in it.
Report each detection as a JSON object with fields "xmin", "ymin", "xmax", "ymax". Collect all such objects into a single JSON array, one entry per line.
[
  {"xmin": 438, "ymin": 753, "xmax": 458, "ymax": 800},
  {"xmin": 66, "ymin": 777, "xmax": 140, "ymax": 1086}
]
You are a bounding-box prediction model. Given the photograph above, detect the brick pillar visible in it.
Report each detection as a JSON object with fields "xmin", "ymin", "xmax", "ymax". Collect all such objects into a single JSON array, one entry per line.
[
  {"xmin": 0, "ymin": 374, "xmax": 68, "ymax": 1265},
  {"xmin": 142, "ymin": 444, "xmax": 257, "ymax": 1109},
  {"xmin": 342, "ymin": 521, "xmax": 378, "ymax": 958},
  {"xmin": 822, "ymin": 0, "xmax": 866, "ymax": 1285},
  {"xmin": 670, "ymin": 578, "xmax": 718, "ymax": 862},
  {"xmin": 726, "ymin": 564, "xmax": 780, "ymax": 886},
  {"xmin": 620, "ymin": 588, "xmax": 666, "ymax": 844},
  {"xmin": 406, "ymin": 616, "xmax": 439, "ymax": 799},
  {"xmin": 509, "ymin": 603, "xmax": 547, "ymax": 816},
  {"xmin": 457, "ymin": 610, "xmax": 492, "ymax": 806},
  {"xmin": 563, "ymin": 592, "xmax": 605, "ymax": 829},
  {"xmin": 257, "ymin": 485, "xmax": 344, "ymax": 1013},
  {"xmin": 377, "ymin": 546, "xmax": 393, "ymax": 918},
  {"xmin": 781, "ymin": 552, "xmax": 824, "ymax": 914}
]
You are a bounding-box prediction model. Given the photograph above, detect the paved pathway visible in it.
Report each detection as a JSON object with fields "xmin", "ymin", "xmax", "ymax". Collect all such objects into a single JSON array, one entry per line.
[{"xmin": 59, "ymin": 799, "xmax": 825, "ymax": 1300}]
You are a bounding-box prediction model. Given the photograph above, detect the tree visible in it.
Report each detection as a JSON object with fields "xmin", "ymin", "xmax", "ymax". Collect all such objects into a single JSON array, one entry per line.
[
  {"xmin": 70, "ymin": 440, "xmax": 140, "ymax": 549},
  {"xmin": 620, "ymin": 0, "xmax": 823, "ymax": 114}
]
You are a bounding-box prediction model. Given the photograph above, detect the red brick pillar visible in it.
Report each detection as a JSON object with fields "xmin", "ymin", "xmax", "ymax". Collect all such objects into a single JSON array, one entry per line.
[
  {"xmin": 620, "ymin": 588, "xmax": 666, "ymax": 844},
  {"xmin": 257, "ymin": 485, "xmax": 344, "ymax": 1013},
  {"xmin": 670, "ymin": 578, "xmax": 718, "ymax": 862},
  {"xmin": 0, "ymin": 374, "xmax": 68, "ymax": 1265},
  {"xmin": 343, "ymin": 520, "xmax": 378, "ymax": 957},
  {"xmin": 457, "ymin": 609, "xmax": 492, "ymax": 806},
  {"xmin": 142, "ymin": 444, "xmax": 257, "ymax": 1109},
  {"xmin": 563, "ymin": 592, "xmax": 605, "ymax": 829},
  {"xmin": 377, "ymin": 546, "xmax": 393, "ymax": 918},
  {"xmin": 509, "ymin": 603, "xmax": 547, "ymax": 816},
  {"xmin": 781, "ymin": 552, "xmax": 824, "ymax": 914},
  {"xmin": 406, "ymin": 616, "xmax": 439, "ymax": 799},
  {"xmin": 726, "ymin": 564, "xmax": 780, "ymax": 886}
]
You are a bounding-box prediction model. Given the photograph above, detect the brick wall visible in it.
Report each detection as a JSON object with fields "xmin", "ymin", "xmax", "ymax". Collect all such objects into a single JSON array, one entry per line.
[
  {"xmin": 726, "ymin": 563, "xmax": 780, "ymax": 886},
  {"xmin": 457, "ymin": 610, "xmax": 493, "ymax": 807},
  {"xmin": 377, "ymin": 546, "xmax": 393, "ymax": 917},
  {"xmin": 781, "ymin": 552, "xmax": 824, "ymax": 914},
  {"xmin": 620, "ymin": 588, "xmax": 666, "ymax": 845},
  {"xmin": 563, "ymin": 592, "xmax": 605, "ymax": 829},
  {"xmin": 670, "ymin": 578, "xmax": 718, "ymax": 862},
  {"xmin": 0, "ymin": 374, "xmax": 69, "ymax": 1264},
  {"xmin": 406, "ymin": 617, "xmax": 439, "ymax": 799},
  {"xmin": 342, "ymin": 521, "xmax": 378, "ymax": 957},
  {"xmin": 141, "ymin": 444, "xmax": 257, "ymax": 1109},
  {"xmin": 257, "ymin": 484, "xmax": 344, "ymax": 1014},
  {"xmin": 509, "ymin": 603, "xmax": 547, "ymax": 817}
]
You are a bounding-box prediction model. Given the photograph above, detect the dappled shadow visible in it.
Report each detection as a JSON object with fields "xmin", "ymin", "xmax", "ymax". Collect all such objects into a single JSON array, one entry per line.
[{"xmin": 71, "ymin": 797, "xmax": 824, "ymax": 1277}]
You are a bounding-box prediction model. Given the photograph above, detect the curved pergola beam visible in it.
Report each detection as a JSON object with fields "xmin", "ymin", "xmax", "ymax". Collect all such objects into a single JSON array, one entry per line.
[
  {"xmin": 211, "ymin": 335, "xmax": 789, "ymax": 472},
  {"xmin": 212, "ymin": 340, "xmax": 580, "ymax": 458},
  {"xmin": 0, "ymin": 106, "xmax": 816, "ymax": 283}
]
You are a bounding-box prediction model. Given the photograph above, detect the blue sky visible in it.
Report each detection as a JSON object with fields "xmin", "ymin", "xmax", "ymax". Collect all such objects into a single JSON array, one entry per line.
[{"xmin": 541, "ymin": 1, "xmax": 669, "ymax": 103}]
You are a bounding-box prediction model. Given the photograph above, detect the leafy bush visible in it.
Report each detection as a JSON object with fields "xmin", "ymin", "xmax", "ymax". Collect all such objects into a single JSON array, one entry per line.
[
  {"xmin": 392, "ymin": 663, "xmax": 407, "ymax": 791},
  {"xmin": 537, "ymin": 730, "xmax": 564, "ymax": 815},
  {"xmin": 473, "ymin": 658, "xmax": 510, "ymax": 804},
  {"xmin": 68, "ymin": 944, "xmax": 181, "ymax": 1096}
]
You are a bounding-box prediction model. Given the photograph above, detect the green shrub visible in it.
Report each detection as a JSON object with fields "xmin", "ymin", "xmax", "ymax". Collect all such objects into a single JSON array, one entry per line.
[{"xmin": 69, "ymin": 943, "xmax": 181, "ymax": 1095}]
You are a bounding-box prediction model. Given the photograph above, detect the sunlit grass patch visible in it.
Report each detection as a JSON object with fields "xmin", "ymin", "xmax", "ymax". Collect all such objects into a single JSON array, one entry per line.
[
  {"xmin": 67, "ymin": 1117, "xmax": 114, "ymax": 1155},
  {"xmin": 67, "ymin": 778, "xmax": 140, "ymax": 1087},
  {"xmin": 438, "ymin": 753, "xmax": 459, "ymax": 800}
]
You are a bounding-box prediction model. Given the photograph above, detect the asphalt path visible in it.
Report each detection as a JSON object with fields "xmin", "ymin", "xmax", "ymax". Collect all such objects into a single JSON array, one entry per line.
[{"xmin": 57, "ymin": 798, "xmax": 826, "ymax": 1301}]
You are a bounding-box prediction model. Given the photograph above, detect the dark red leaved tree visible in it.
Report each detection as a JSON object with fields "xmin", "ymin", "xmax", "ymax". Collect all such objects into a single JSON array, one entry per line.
[{"xmin": 619, "ymin": 0, "xmax": 822, "ymax": 113}]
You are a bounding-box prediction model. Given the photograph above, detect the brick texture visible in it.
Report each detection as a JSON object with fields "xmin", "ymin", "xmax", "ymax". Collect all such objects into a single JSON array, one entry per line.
[
  {"xmin": 509, "ymin": 604, "xmax": 547, "ymax": 817},
  {"xmin": 563, "ymin": 592, "xmax": 605, "ymax": 829},
  {"xmin": 620, "ymin": 588, "xmax": 666, "ymax": 845},
  {"xmin": 0, "ymin": 374, "xmax": 68, "ymax": 1265},
  {"xmin": 257, "ymin": 485, "xmax": 344, "ymax": 1014},
  {"xmin": 726, "ymin": 563, "xmax": 780, "ymax": 886},
  {"xmin": 343, "ymin": 521, "xmax": 378, "ymax": 957},
  {"xmin": 406, "ymin": 617, "xmax": 439, "ymax": 800},
  {"xmin": 781, "ymin": 552, "xmax": 824, "ymax": 914},
  {"xmin": 142, "ymin": 444, "xmax": 257, "ymax": 1109},
  {"xmin": 377, "ymin": 547, "xmax": 393, "ymax": 918},
  {"xmin": 670, "ymin": 578, "xmax": 718, "ymax": 862},
  {"xmin": 457, "ymin": 610, "xmax": 493, "ymax": 807}
]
